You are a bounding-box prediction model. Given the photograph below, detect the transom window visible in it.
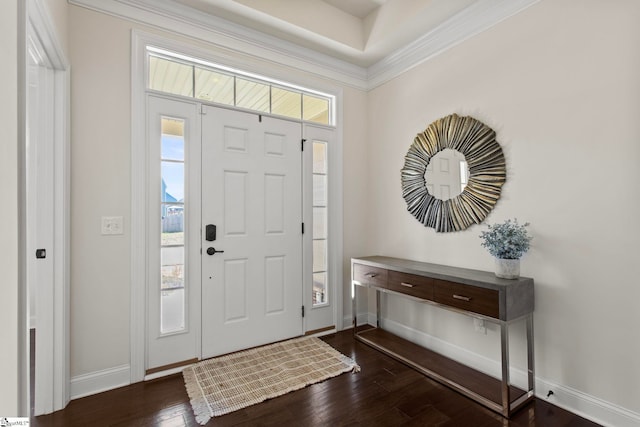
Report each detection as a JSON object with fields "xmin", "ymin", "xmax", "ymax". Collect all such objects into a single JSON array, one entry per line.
[{"xmin": 147, "ymin": 47, "xmax": 334, "ymax": 125}]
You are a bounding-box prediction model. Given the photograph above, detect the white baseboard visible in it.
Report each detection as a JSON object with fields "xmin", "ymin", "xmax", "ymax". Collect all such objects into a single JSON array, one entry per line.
[
  {"xmin": 367, "ymin": 316, "xmax": 640, "ymax": 427},
  {"xmin": 536, "ymin": 377, "xmax": 640, "ymax": 427},
  {"xmin": 70, "ymin": 365, "xmax": 131, "ymax": 400}
]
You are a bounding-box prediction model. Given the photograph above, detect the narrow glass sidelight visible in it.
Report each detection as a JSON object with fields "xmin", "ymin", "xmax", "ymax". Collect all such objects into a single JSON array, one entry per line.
[
  {"xmin": 312, "ymin": 141, "xmax": 328, "ymax": 306},
  {"xmin": 160, "ymin": 117, "xmax": 186, "ymax": 334}
]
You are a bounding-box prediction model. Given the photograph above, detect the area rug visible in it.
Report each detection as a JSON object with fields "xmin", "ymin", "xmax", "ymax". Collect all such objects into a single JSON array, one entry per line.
[{"xmin": 183, "ymin": 336, "xmax": 360, "ymax": 425}]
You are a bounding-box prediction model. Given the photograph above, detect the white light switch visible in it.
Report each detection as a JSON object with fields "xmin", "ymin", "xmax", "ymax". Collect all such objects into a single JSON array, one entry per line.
[{"xmin": 101, "ymin": 216, "xmax": 124, "ymax": 235}]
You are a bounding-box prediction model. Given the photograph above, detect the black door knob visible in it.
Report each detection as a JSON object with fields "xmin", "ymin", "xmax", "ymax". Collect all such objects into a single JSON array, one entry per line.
[{"xmin": 206, "ymin": 247, "xmax": 224, "ymax": 255}]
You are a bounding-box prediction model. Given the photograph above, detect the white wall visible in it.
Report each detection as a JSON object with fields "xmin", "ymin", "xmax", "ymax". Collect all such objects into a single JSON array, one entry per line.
[
  {"xmin": 0, "ymin": 0, "xmax": 20, "ymax": 416},
  {"xmin": 67, "ymin": 4, "xmax": 368, "ymax": 378},
  {"xmin": 365, "ymin": 0, "xmax": 640, "ymax": 417}
]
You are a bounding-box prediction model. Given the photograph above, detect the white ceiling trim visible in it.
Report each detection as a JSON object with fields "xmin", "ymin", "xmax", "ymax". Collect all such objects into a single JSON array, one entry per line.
[
  {"xmin": 70, "ymin": 0, "xmax": 539, "ymax": 91},
  {"xmin": 70, "ymin": 0, "xmax": 369, "ymax": 90},
  {"xmin": 368, "ymin": 0, "xmax": 540, "ymax": 88}
]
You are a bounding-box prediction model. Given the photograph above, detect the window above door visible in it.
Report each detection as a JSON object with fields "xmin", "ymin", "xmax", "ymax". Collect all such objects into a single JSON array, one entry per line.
[{"xmin": 147, "ymin": 47, "xmax": 335, "ymax": 125}]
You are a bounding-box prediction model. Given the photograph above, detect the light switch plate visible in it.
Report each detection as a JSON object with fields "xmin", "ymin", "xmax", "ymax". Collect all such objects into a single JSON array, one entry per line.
[{"xmin": 102, "ymin": 216, "xmax": 124, "ymax": 235}]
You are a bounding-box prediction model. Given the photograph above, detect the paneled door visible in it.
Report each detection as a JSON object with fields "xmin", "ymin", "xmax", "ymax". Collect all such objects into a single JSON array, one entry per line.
[{"xmin": 201, "ymin": 106, "xmax": 303, "ymax": 358}]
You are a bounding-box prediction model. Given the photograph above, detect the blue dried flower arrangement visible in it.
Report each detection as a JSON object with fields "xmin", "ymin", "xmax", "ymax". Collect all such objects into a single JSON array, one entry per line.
[{"xmin": 479, "ymin": 219, "xmax": 532, "ymax": 260}]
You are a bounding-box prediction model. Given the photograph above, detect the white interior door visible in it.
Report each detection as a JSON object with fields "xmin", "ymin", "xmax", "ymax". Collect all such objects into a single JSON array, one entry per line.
[
  {"xmin": 201, "ymin": 107, "xmax": 303, "ymax": 358},
  {"xmin": 147, "ymin": 95, "xmax": 201, "ymax": 372}
]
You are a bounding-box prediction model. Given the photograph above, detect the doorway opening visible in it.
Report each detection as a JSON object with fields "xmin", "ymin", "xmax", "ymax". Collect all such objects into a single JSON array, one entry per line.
[{"xmin": 22, "ymin": 0, "xmax": 70, "ymax": 416}]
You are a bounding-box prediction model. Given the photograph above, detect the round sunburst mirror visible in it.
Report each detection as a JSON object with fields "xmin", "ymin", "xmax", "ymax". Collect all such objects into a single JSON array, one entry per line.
[{"xmin": 400, "ymin": 114, "xmax": 506, "ymax": 232}]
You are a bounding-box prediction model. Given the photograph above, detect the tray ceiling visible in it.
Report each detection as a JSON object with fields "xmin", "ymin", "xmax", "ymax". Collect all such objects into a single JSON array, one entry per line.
[{"xmin": 172, "ymin": 0, "xmax": 478, "ymax": 67}]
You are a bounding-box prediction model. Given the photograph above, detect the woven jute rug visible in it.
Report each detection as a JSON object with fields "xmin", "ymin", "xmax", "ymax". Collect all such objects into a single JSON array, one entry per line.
[{"xmin": 183, "ymin": 336, "xmax": 360, "ymax": 425}]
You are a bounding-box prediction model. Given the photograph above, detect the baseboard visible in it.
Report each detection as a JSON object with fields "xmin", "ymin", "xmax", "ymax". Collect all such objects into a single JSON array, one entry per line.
[
  {"xmin": 536, "ymin": 377, "xmax": 640, "ymax": 427},
  {"xmin": 377, "ymin": 316, "xmax": 640, "ymax": 427},
  {"xmin": 70, "ymin": 365, "xmax": 131, "ymax": 400}
]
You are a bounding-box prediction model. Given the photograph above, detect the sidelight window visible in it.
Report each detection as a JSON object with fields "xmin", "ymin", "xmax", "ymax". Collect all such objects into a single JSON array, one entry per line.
[
  {"xmin": 312, "ymin": 141, "xmax": 328, "ymax": 306},
  {"xmin": 160, "ymin": 117, "xmax": 186, "ymax": 334}
]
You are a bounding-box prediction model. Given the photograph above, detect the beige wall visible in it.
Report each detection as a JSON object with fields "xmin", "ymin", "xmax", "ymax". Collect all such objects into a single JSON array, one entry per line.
[
  {"xmin": 342, "ymin": 85, "xmax": 370, "ymax": 317},
  {"xmin": 69, "ymin": 6, "xmax": 133, "ymax": 375},
  {"xmin": 67, "ymin": 5, "xmax": 368, "ymax": 376},
  {"xmin": 0, "ymin": 0, "xmax": 20, "ymax": 416},
  {"xmin": 43, "ymin": 0, "xmax": 69, "ymax": 56},
  {"xmin": 366, "ymin": 0, "xmax": 640, "ymax": 412}
]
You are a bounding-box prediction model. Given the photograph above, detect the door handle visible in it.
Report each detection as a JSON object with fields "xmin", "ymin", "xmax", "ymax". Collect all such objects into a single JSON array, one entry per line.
[{"xmin": 206, "ymin": 247, "xmax": 224, "ymax": 256}]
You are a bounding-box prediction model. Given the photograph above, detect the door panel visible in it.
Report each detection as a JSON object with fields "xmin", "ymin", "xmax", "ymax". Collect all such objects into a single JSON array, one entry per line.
[{"xmin": 202, "ymin": 107, "xmax": 303, "ymax": 358}]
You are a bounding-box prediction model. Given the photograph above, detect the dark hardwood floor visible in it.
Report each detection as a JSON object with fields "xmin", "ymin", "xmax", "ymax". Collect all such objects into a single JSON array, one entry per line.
[{"xmin": 32, "ymin": 330, "xmax": 601, "ymax": 426}]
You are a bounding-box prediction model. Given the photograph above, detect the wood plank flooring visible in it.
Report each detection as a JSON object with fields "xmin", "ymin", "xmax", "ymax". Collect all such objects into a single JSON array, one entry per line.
[{"xmin": 32, "ymin": 330, "xmax": 601, "ymax": 426}]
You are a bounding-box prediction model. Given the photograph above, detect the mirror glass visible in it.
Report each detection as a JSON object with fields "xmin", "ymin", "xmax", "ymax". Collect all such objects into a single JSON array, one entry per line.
[{"xmin": 424, "ymin": 149, "xmax": 469, "ymax": 201}]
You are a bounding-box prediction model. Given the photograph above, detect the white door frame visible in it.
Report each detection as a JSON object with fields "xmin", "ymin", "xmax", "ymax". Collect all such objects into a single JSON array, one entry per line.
[
  {"xmin": 131, "ymin": 31, "xmax": 344, "ymax": 382},
  {"xmin": 19, "ymin": 0, "xmax": 70, "ymax": 415}
]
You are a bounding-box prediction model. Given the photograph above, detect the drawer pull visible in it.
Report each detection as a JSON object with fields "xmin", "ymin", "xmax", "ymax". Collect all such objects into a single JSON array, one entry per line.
[
  {"xmin": 400, "ymin": 282, "xmax": 415, "ymax": 288},
  {"xmin": 453, "ymin": 294, "xmax": 471, "ymax": 302},
  {"xmin": 365, "ymin": 273, "xmax": 378, "ymax": 278}
]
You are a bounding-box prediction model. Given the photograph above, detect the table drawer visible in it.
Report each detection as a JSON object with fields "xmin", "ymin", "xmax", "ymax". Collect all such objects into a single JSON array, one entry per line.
[
  {"xmin": 353, "ymin": 263, "xmax": 388, "ymax": 288},
  {"xmin": 434, "ymin": 280, "xmax": 499, "ymax": 318},
  {"xmin": 388, "ymin": 271, "xmax": 434, "ymax": 300}
]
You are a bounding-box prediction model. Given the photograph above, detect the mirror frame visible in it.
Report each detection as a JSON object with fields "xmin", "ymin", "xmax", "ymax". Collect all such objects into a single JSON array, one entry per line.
[{"xmin": 400, "ymin": 114, "xmax": 506, "ymax": 232}]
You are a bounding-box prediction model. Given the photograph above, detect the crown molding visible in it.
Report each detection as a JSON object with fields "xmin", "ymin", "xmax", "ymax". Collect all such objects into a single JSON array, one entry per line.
[
  {"xmin": 69, "ymin": 0, "xmax": 540, "ymax": 91},
  {"xmin": 69, "ymin": 0, "xmax": 370, "ymax": 90},
  {"xmin": 367, "ymin": 0, "xmax": 540, "ymax": 88}
]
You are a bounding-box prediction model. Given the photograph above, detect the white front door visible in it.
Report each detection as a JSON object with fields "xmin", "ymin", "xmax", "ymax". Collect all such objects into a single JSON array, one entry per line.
[{"xmin": 201, "ymin": 107, "xmax": 303, "ymax": 358}]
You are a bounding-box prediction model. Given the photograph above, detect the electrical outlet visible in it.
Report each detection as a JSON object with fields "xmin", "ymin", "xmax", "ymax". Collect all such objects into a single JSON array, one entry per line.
[
  {"xmin": 101, "ymin": 216, "xmax": 124, "ymax": 235},
  {"xmin": 473, "ymin": 318, "xmax": 487, "ymax": 334}
]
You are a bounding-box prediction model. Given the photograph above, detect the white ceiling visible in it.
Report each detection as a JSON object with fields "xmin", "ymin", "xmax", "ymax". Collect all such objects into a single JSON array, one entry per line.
[
  {"xmin": 170, "ymin": 0, "xmax": 480, "ymax": 67},
  {"xmin": 323, "ymin": 0, "xmax": 387, "ymax": 20}
]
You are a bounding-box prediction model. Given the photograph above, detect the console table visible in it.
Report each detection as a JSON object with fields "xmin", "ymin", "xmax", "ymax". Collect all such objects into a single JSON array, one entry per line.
[{"xmin": 351, "ymin": 256, "xmax": 535, "ymax": 417}]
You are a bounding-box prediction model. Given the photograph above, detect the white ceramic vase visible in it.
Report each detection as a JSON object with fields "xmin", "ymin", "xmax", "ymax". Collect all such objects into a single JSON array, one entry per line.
[{"xmin": 494, "ymin": 258, "xmax": 520, "ymax": 279}]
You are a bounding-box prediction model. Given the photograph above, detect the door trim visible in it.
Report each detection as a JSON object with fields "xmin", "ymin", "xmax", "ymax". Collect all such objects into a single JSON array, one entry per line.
[
  {"xmin": 131, "ymin": 31, "xmax": 344, "ymax": 382},
  {"xmin": 20, "ymin": 0, "xmax": 71, "ymax": 415}
]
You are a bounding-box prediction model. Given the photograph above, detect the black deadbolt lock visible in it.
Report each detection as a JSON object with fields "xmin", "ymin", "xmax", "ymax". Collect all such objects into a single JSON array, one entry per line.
[
  {"xmin": 36, "ymin": 249, "xmax": 47, "ymax": 259},
  {"xmin": 206, "ymin": 224, "xmax": 217, "ymax": 241}
]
